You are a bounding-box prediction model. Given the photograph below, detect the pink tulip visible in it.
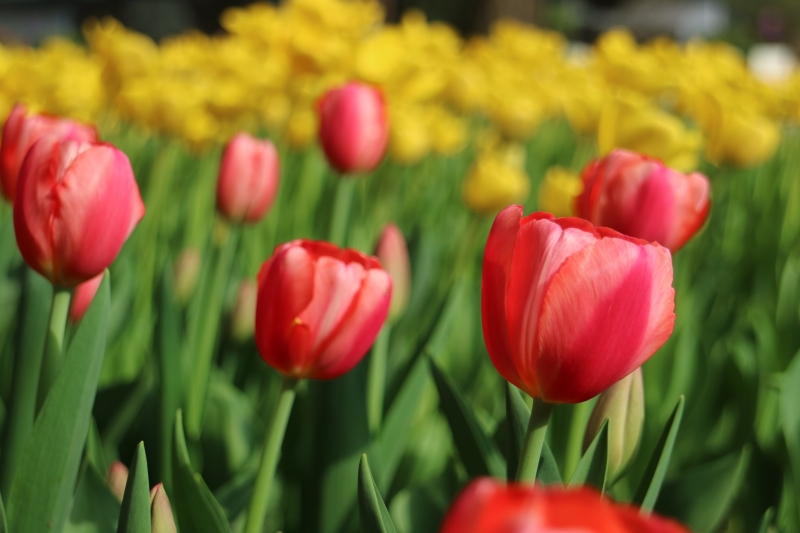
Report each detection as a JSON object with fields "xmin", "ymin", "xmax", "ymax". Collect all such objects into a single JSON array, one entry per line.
[
  {"xmin": 0, "ymin": 104, "xmax": 97, "ymax": 201},
  {"xmin": 150, "ymin": 483, "xmax": 177, "ymax": 533},
  {"xmin": 375, "ymin": 223, "xmax": 411, "ymax": 320},
  {"xmin": 107, "ymin": 461, "xmax": 129, "ymax": 501},
  {"xmin": 69, "ymin": 272, "xmax": 104, "ymax": 322},
  {"xmin": 482, "ymin": 206, "xmax": 675, "ymax": 403},
  {"xmin": 14, "ymin": 136, "xmax": 145, "ymax": 286},
  {"xmin": 217, "ymin": 133, "xmax": 280, "ymax": 223},
  {"xmin": 317, "ymin": 82, "xmax": 389, "ymax": 174},
  {"xmin": 255, "ymin": 239, "xmax": 392, "ymax": 380},
  {"xmin": 575, "ymin": 149, "xmax": 710, "ymax": 252}
]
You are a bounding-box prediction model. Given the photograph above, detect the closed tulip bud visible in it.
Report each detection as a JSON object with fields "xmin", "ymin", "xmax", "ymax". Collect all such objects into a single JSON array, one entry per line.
[
  {"xmin": 69, "ymin": 272, "xmax": 104, "ymax": 323},
  {"xmin": 576, "ymin": 150, "xmax": 710, "ymax": 252},
  {"xmin": 149, "ymin": 483, "xmax": 177, "ymax": 533},
  {"xmin": 231, "ymin": 278, "xmax": 257, "ymax": 342},
  {"xmin": 583, "ymin": 367, "xmax": 644, "ymax": 481},
  {"xmin": 14, "ymin": 136, "xmax": 144, "ymax": 286},
  {"xmin": 440, "ymin": 478, "xmax": 689, "ymax": 533},
  {"xmin": 375, "ymin": 223, "xmax": 410, "ymax": 321},
  {"xmin": 173, "ymin": 247, "xmax": 201, "ymax": 304},
  {"xmin": 482, "ymin": 206, "xmax": 675, "ymax": 404},
  {"xmin": 217, "ymin": 133, "xmax": 280, "ymax": 223},
  {"xmin": 538, "ymin": 166, "xmax": 583, "ymax": 217},
  {"xmin": 107, "ymin": 461, "xmax": 129, "ymax": 501},
  {"xmin": 0, "ymin": 104, "xmax": 97, "ymax": 201},
  {"xmin": 256, "ymin": 239, "xmax": 392, "ymax": 380},
  {"xmin": 317, "ymin": 82, "xmax": 389, "ymax": 174}
]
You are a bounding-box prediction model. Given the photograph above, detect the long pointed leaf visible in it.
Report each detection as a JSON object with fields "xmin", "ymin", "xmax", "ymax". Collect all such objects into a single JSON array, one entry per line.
[
  {"xmin": 0, "ymin": 495, "xmax": 6, "ymax": 533},
  {"xmin": 6, "ymin": 273, "xmax": 110, "ymax": 533},
  {"xmin": 758, "ymin": 508, "xmax": 775, "ymax": 533},
  {"xmin": 118, "ymin": 443, "xmax": 151, "ymax": 533},
  {"xmin": 358, "ymin": 455, "xmax": 397, "ymax": 533},
  {"xmin": 568, "ymin": 420, "xmax": 608, "ymax": 492},
  {"xmin": 539, "ymin": 443, "xmax": 562, "ymax": 486}
]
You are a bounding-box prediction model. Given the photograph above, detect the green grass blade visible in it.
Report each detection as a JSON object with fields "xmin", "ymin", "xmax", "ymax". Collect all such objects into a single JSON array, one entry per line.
[{"xmin": 568, "ymin": 419, "xmax": 608, "ymax": 493}]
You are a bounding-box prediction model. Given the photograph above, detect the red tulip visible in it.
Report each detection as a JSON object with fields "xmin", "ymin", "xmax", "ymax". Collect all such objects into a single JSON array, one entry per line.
[
  {"xmin": 69, "ymin": 272, "xmax": 104, "ymax": 322},
  {"xmin": 375, "ymin": 223, "xmax": 411, "ymax": 320},
  {"xmin": 1, "ymin": 104, "xmax": 97, "ymax": 201},
  {"xmin": 14, "ymin": 136, "xmax": 145, "ymax": 286},
  {"xmin": 217, "ymin": 133, "xmax": 280, "ymax": 223},
  {"xmin": 255, "ymin": 240, "xmax": 392, "ymax": 380},
  {"xmin": 482, "ymin": 206, "xmax": 674, "ymax": 404},
  {"xmin": 317, "ymin": 82, "xmax": 389, "ymax": 174},
  {"xmin": 440, "ymin": 478, "xmax": 688, "ymax": 533},
  {"xmin": 575, "ymin": 149, "xmax": 710, "ymax": 252}
]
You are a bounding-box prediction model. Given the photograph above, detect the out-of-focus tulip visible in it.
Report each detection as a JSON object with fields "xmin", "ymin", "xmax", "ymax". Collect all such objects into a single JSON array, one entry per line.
[
  {"xmin": 699, "ymin": 99, "xmax": 780, "ymax": 167},
  {"xmin": 173, "ymin": 247, "xmax": 201, "ymax": 304},
  {"xmin": 482, "ymin": 206, "xmax": 675, "ymax": 404},
  {"xmin": 255, "ymin": 239, "xmax": 392, "ymax": 380},
  {"xmin": 107, "ymin": 461, "xmax": 129, "ymax": 501},
  {"xmin": 317, "ymin": 82, "xmax": 389, "ymax": 174},
  {"xmin": 231, "ymin": 278, "xmax": 257, "ymax": 342},
  {"xmin": 69, "ymin": 272, "xmax": 104, "ymax": 323},
  {"xmin": 216, "ymin": 132, "xmax": 280, "ymax": 223},
  {"xmin": 149, "ymin": 483, "xmax": 177, "ymax": 533},
  {"xmin": 440, "ymin": 478, "xmax": 689, "ymax": 533},
  {"xmin": 14, "ymin": 136, "xmax": 144, "ymax": 286},
  {"xmin": 463, "ymin": 143, "xmax": 530, "ymax": 215},
  {"xmin": 583, "ymin": 367, "xmax": 644, "ymax": 481},
  {"xmin": 388, "ymin": 104, "xmax": 432, "ymax": 165},
  {"xmin": 0, "ymin": 104, "xmax": 97, "ymax": 201},
  {"xmin": 286, "ymin": 105, "xmax": 318, "ymax": 151},
  {"xmin": 575, "ymin": 149, "xmax": 710, "ymax": 252},
  {"xmin": 538, "ymin": 166, "xmax": 583, "ymax": 217},
  {"xmin": 375, "ymin": 223, "xmax": 410, "ymax": 321}
]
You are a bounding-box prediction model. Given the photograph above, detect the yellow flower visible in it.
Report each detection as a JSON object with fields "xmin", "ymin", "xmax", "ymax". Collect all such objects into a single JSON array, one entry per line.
[
  {"xmin": 286, "ymin": 104, "xmax": 319, "ymax": 150},
  {"xmin": 463, "ymin": 142, "xmax": 530, "ymax": 215},
  {"xmin": 429, "ymin": 105, "xmax": 468, "ymax": 156},
  {"xmin": 388, "ymin": 103, "xmax": 431, "ymax": 164},
  {"xmin": 538, "ymin": 167, "xmax": 583, "ymax": 217}
]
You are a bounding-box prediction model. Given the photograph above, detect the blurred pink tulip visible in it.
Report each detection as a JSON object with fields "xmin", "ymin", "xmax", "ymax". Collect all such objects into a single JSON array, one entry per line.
[
  {"xmin": 217, "ymin": 133, "xmax": 280, "ymax": 223},
  {"xmin": 375, "ymin": 223, "xmax": 410, "ymax": 320}
]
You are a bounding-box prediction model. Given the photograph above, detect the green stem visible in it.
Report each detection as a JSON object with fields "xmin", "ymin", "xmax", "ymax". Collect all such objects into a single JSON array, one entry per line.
[
  {"xmin": 367, "ymin": 324, "xmax": 392, "ymax": 435},
  {"xmin": 330, "ymin": 178, "xmax": 357, "ymax": 247},
  {"xmin": 564, "ymin": 400, "xmax": 593, "ymax": 480},
  {"xmin": 516, "ymin": 398, "xmax": 554, "ymax": 483},
  {"xmin": 244, "ymin": 377, "xmax": 298, "ymax": 533},
  {"xmin": 36, "ymin": 286, "xmax": 72, "ymax": 413}
]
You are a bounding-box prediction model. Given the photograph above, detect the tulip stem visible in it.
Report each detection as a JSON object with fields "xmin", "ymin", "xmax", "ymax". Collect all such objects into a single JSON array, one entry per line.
[
  {"xmin": 244, "ymin": 377, "xmax": 299, "ymax": 533},
  {"xmin": 516, "ymin": 398, "xmax": 554, "ymax": 483},
  {"xmin": 367, "ymin": 324, "xmax": 391, "ymax": 435},
  {"xmin": 330, "ymin": 177, "xmax": 357, "ymax": 247},
  {"xmin": 564, "ymin": 400, "xmax": 593, "ymax": 480},
  {"xmin": 36, "ymin": 286, "xmax": 72, "ymax": 412}
]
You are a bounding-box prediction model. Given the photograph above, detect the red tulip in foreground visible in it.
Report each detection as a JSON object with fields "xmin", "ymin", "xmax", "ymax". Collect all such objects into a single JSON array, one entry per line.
[
  {"xmin": 255, "ymin": 239, "xmax": 393, "ymax": 379},
  {"xmin": 69, "ymin": 272, "xmax": 104, "ymax": 323},
  {"xmin": 440, "ymin": 478, "xmax": 689, "ymax": 533},
  {"xmin": 14, "ymin": 136, "xmax": 144, "ymax": 286},
  {"xmin": 0, "ymin": 104, "xmax": 97, "ymax": 201},
  {"xmin": 482, "ymin": 206, "xmax": 675, "ymax": 404},
  {"xmin": 217, "ymin": 133, "xmax": 280, "ymax": 223},
  {"xmin": 317, "ymin": 82, "xmax": 389, "ymax": 174},
  {"xmin": 575, "ymin": 149, "xmax": 710, "ymax": 252}
]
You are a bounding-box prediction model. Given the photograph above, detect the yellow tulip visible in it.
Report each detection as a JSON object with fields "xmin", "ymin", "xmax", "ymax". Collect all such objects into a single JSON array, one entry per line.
[
  {"xmin": 429, "ymin": 105, "xmax": 468, "ymax": 156},
  {"xmin": 463, "ymin": 142, "xmax": 530, "ymax": 215},
  {"xmin": 286, "ymin": 104, "xmax": 319, "ymax": 150},
  {"xmin": 538, "ymin": 167, "xmax": 583, "ymax": 217},
  {"xmin": 388, "ymin": 104, "xmax": 432, "ymax": 164}
]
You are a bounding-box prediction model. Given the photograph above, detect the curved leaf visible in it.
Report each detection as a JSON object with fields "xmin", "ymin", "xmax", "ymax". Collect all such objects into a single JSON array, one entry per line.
[{"xmin": 358, "ymin": 455, "xmax": 397, "ymax": 533}]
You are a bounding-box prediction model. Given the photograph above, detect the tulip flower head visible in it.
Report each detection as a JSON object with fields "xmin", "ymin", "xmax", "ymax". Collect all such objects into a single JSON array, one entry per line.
[
  {"xmin": 14, "ymin": 136, "xmax": 144, "ymax": 286},
  {"xmin": 69, "ymin": 272, "xmax": 104, "ymax": 323},
  {"xmin": 317, "ymin": 82, "xmax": 389, "ymax": 174},
  {"xmin": 0, "ymin": 104, "xmax": 97, "ymax": 201},
  {"xmin": 256, "ymin": 240, "xmax": 392, "ymax": 380},
  {"xmin": 440, "ymin": 478, "xmax": 689, "ymax": 533},
  {"xmin": 576, "ymin": 149, "xmax": 710, "ymax": 252},
  {"xmin": 217, "ymin": 133, "xmax": 280, "ymax": 223},
  {"xmin": 375, "ymin": 223, "xmax": 410, "ymax": 321},
  {"xmin": 482, "ymin": 206, "xmax": 675, "ymax": 404}
]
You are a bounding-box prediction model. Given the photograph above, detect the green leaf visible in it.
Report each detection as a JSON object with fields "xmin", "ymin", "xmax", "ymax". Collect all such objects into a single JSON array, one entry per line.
[
  {"xmin": 66, "ymin": 465, "xmax": 120, "ymax": 533},
  {"xmin": 6, "ymin": 273, "xmax": 110, "ymax": 533},
  {"xmin": 781, "ymin": 351, "xmax": 800, "ymax": 522},
  {"xmin": 568, "ymin": 419, "xmax": 608, "ymax": 492},
  {"xmin": 117, "ymin": 443, "xmax": 151, "ymax": 533},
  {"xmin": 538, "ymin": 443, "xmax": 562, "ymax": 486},
  {"xmin": 633, "ymin": 396, "xmax": 685, "ymax": 511},
  {"xmin": 86, "ymin": 417, "xmax": 107, "ymax": 476},
  {"xmin": 758, "ymin": 508, "xmax": 775, "ymax": 533},
  {"xmin": 157, "ymin": 269, "xmax": 183, "ymax": 489},
  {"xmin": 358, "ymin": 455, "xmax": 397, "ymax": 533},
  {"xmin": 654, "ymin": 447, "xmax": 750, "ymax": 533},
  {"xmin": 504, "ymin": 384, "xmax": 562, "ymax": 485},
  {"xmin": 172, "ymin": 410, "xmax": 232, "ymax": 533},
  {"xmin": 0, "ymin": 494, "xmax": 6, "ymax": 533},
  {"xmin": 428, "ymin": 358, "xmax": 505, "ymax": 479}
]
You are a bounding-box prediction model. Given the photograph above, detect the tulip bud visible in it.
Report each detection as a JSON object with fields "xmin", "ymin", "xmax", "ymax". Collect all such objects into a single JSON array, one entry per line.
[
  {"xmin": 107, "ymin": 461, "xmax": 129, "ymax": 501},
  {"xmin": 173, "ymin": 247, "xmax": 201, "ymax": 304},
  {"xmin": 217, "ymin": 133, "xmax": 280, "ymax": 224},
  {"xmin": 374, "ymin": 224, "xmax": 410, "ymax": 321},
  {"xmin": 14, "ymin": 136, "xmax": 145, "ymax": 286},
  {"xmin": 69, "ymin": 272, "xmax": 104, "ymax": 323},
  {"xmin": 149, "ymin": 483, "xmax": 177, "ymax": 533},
  {"xmin": 317, "ymin": 82, "xmax": 389, "ymax": 175},
  {"xmin": 538, "ymin": 166, "xmax": 583, "ymax": 218},
  {"xmin": 256, "ymin": 239, "xmax": 392, "ymax": 380},
  {"xmin": 0, "ymin": 104, "xmax": 97, "ymax": 201},
  {"xmin": 230, "ymin": 278, "xmax": 257, "ymax": 342},
  {"xmin": 583, "ymin": 367, "xmax": 644, "ymax": 481}
]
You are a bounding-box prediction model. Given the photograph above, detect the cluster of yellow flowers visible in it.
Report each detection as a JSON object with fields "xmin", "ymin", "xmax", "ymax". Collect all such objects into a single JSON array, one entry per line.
[{"xmin": 0, "ymin": 0, "xmax": 795, "ymax": 212}]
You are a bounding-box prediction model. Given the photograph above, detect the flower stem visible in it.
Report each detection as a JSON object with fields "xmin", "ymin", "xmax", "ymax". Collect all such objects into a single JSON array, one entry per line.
[
  {"xmin": 330, "ymin": 177, "xmax": 357, "ymax": 247},
  {"xmin": 244, "ymin": 377, "xmax": 299, "ymax": 533},
  {"xmin": 36, "ymin": 286, "xmax": 72, "ymax": 412},
  {"xmin": 515, "ymin": 398, "xmax": 554, "ymax": 483},
  {"xmin": 367, "ymin": 324, "xmax": 391, "ymax": 435},
  {"xmin": 564, "ymin": 400, "xmax": 593, "ymax": 480}
]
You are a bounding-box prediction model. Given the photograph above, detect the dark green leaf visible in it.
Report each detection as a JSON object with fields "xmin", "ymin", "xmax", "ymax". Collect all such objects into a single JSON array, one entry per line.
[
  {"xmin": 758, "ymin": 507, "xmax": 775, "ymax": 533},
  {"xmin": 118, "ymin": 443, "xmax": 151, "ymax": 533},
  {"xmin": 538, "ymin": 442, "xmax": 562, "ymax": 486},
  {"xmin": 86, "ymin": 417, "xmax": 107, "ymax": 476},
  {"xmin": 358, "ymin": 455, "xmax": 397, "ymax": 533},
  {"xmin": 157, "ymin": 269, "xmax": 183, "ymax": 489},
  {"xmin": 633, "ymin": 396, "xmax": 685, "ymax": 511},
  {"xmin": 172, "ymin": 410, "xmax": 232, "ymax": 533},
  {"xmin": 429, "ymin": 358, "xmax": 505, "ymax": 479},
  {"xmin": 6, "ymin": 273, "xmax": 110, "ymax": 533},
  {"xmin": 781, "ymin": 351, "xmax": 800, "ymax": 521},
  {"xmin": 66, "ymin": 465, "xmax": 120, "ymax": 533},
  {"xmin": 0, "ymin": 494, "xmax": 6, "ymax": 533},
  {"xmin": 568, "ymin": 419, "xmax": 608, "ymax": 492}
]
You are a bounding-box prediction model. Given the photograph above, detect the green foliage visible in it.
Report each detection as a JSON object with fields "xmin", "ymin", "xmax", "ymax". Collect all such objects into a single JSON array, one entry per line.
[
  {"xmin": 358, "ymin": 455, "xmax": 397, "ymax": 533},
  {"xmin": 117, "ymin": 443, "xmax": 151, "ymax": 533}
]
